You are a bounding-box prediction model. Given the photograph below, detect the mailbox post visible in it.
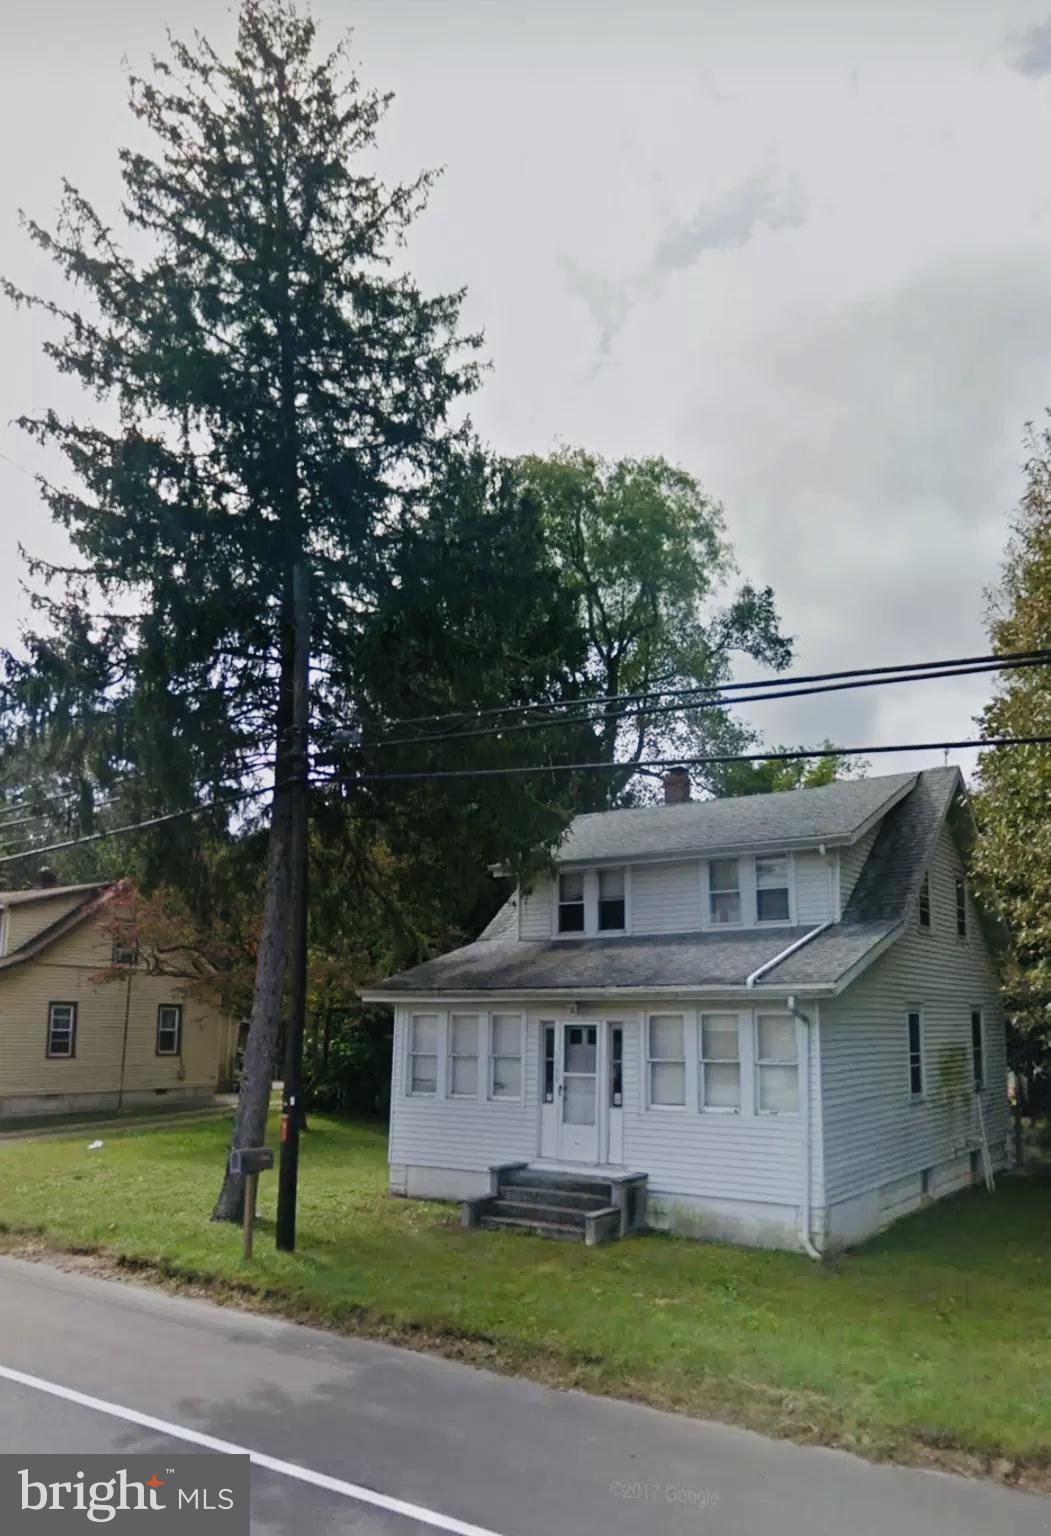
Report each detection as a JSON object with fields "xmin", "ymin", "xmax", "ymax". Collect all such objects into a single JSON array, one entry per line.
[{"xmin": 228, "ymin": 1147, "xmax": 274, "ymax": 1260}]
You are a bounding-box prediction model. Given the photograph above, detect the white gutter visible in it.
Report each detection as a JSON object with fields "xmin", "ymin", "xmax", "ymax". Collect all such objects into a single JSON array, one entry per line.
[
  {"xmin": 745, "ymin": 920, "xmax": 833, "ymax": 988},
  {"xmin": 787, "ymin": 993, "xmax": 822, "ymax": 1262}
]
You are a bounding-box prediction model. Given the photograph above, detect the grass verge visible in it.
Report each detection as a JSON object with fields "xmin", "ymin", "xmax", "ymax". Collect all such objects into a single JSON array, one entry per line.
[{"xmin": 0, "ymin": 1112, "xmax": 1048, "ymax": 1489}]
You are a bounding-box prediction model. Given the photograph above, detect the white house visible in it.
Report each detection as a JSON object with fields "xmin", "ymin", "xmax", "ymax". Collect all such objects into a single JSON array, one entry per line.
[{"xmin": 361, "ymin": 766, "xmax": 1009, "ymax": 1253}]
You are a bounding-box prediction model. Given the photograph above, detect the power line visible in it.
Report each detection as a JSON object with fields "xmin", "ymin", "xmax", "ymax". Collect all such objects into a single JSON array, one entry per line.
[
  {"xmin": 366, "ymin": 647, "xmax": 1051, "ymax": 731},
  {"xmin": 321, "ymin": 735, "xmax": 1051, "ymax": 785},
  {"xmin": 0, "ymin": 780, "xmax": 284, "ymax": 866},
  {"xmin": 370, "ymin": 655, "xmax": 1051, "ymax": 751}
]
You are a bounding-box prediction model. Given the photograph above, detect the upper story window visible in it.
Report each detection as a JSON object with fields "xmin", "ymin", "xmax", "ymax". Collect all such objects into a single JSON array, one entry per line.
[
  {"xmin": 955, "ymin": 877, "xmax": 967, "ymax": 938},
  {"xmin": 755, "ymin": 855, "xmax": 790, "ymax": 923},
  {"xmin": 597, "ymin": 867, "xmax": 626, "ymax": 931},
  {"xmin": 918, "ymin": 872, "xmax": 931, "ymax": 929},
  {"xmin": 557, "ymin": 872, "xmax": 585, "ymax": 933},
  {"xmin": 112, "ymin": 938, "xmax": 139, "ymax": 967},
  {"xmin": 556, "ymin": 868, "xmax": 626, "ymax": 935},
  {"xmin": 708, "ymin": 858, "xmax": 741, "ymax": 925}
]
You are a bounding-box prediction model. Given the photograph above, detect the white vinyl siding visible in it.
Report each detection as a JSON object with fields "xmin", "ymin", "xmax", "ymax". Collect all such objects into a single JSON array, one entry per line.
[
  {"xmin": 794, "ymin": 851, "xmax": 834, "ymax": 925},
  {"xmin": 629, "ymin": 860, "xmax": 701, "ymax": 933},
  {"xmin": 821, "ymin": 820, "xmax": 1008, "ymax": 1208},
  {"xmin": 518, "ymin": 877, "xmax": 554, "ymax": 939}
]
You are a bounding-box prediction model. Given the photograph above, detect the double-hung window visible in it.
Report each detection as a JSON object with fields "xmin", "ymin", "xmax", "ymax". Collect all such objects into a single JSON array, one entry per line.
[
  {"xmin": 755, "ymin": 855, "xmax": 790, "ymax": 923},
  {"xmin": 557, "ymin": 872, "xmax": 585, "ymax": 933},
  {"xmin": 907, "ymin": 1010, "xmax": 924, "ymax": 1098},
  {"xmin": 971, "ymin": 1008, "xmax": 984, "ymax": 1091},
  {"xmin": 647, "ymin": 1015, "xmax": 686, "ymax": 1107},
  {"xmin": 156, "ymin": 1004, "xmax": 182, "ymax": 1056},
  {"xmin": 490, "ymin": 1014, "xmax": 522, "ymax": 1099},
  {"xmin": 918, "ymin": 872, "xmax": 931, "ymax": 929},
  {"xmin": 955, "ymin": 878, "xmax": 967, "ymax": 938},
  {"xmin": 46, "ymin": 1002, "xmax": 77, "ymax": 1059},
  {"xmin": 708, "ymin": 859, "xmax": 741, "ymax": 925},
  {"xmin": 597, "ymin": 867, "xmax": 626, "ymax": 931},
  {"xmin": 408, "ymin": 1014, "xmax": 439, "ymax": 1095},
  {"xmin": 448, "ymin": 1014, "xmax": 479, "ymax": 1098},
  {"xmin": 700, "ymin": 1014, "xmax": 741, "ymax": 1110},
  {"xmin": 755, "ymin": 1014, "xmax": 799, "ymax": 1113}
]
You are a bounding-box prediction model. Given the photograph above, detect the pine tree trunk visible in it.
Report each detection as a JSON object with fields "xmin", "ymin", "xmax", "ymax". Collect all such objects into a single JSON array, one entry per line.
[{"xmin": 211, "ymin": 777, "xmax": 294, "ymax": 1221}]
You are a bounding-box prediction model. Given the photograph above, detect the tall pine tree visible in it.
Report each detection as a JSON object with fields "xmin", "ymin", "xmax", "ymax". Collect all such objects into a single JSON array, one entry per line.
[{"xmin": 3, "ymin": 1, "xmax": 481, "ymax": 1218}]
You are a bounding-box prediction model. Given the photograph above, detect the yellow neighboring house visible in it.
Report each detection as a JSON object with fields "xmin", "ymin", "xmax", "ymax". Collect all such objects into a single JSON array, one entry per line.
[{"xmin": 0, "ymin": 877, "xmax": 239, "ymax": 1120}]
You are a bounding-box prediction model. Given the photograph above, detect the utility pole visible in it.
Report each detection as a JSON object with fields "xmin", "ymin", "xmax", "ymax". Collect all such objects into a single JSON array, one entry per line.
[{"xmin": 276, "ymin": 558, "xmax": 310, "ymax": 1252}]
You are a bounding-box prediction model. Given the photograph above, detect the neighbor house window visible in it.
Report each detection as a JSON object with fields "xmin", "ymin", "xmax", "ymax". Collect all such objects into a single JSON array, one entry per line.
[
  {"xmin": 156, "ymin": 1004, "xmax": 182, "ymax": 1056},
  {"xmin": 907, "ymin": 1010, "xmax": 924, "ymax": 1097},
  {"xmin": 408, "ymin": 1014, "xmax": 439, "ymax": 1095},
  {"xmin": 918, "ymin": 872, "xmax": 931, "ymax": 929},
  {"xmin": 448, "ymin": 1014, "xmax": 479, "ymax": 1098},
  {"xmin": 700, "ymin": 1014, "xmax": 741, "ymax": 1110},
  {"xmin": 708, "ymin": 859, "xmax": 741, "ymax": 925},
  {"xmin": 597, "ymin": 867, "xmax": 626, "ymax": 930},
  {"xmin": 111, "ymin": 938, "xmax": 139, "ymax": 967},
  {"xmin": 490, "ymin": 1014, "xmax": 523, "ymax": 1099},
  {"xmin": 955, "ymin": 878, "xmax": 967, "ymax": 938},
  {"xmin": 755, "ymin": 855, "xmax": 790, "ymax": 923},
  {"xmin": 46, "ymin": 1002, "xmax": 77, "ymax": 1059},
  {"xmin": 557, "ymin": 872, "xmax": 585, "ymax": 933},
  {"xmin": 647, "ymin": 1014, "xmax": 686, "ymax": 1107},
  {"xmin": 971, "ymin": 1008, "xmax": 984, "ymax": 1091},
  {"xmin": 755, "ymin": 1014, "xmax": 799, "ymax": 1113}
]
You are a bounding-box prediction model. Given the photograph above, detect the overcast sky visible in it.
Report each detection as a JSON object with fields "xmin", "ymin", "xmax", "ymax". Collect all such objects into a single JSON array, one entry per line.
[{"xmin": 3, "ymin": 0, "xmax": 1051, "ymax": 783}]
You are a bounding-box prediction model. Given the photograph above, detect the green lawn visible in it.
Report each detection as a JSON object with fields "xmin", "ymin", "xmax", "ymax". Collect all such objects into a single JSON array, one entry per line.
[{"xmin": 1, "ymin": 1113, "xmax": 1048, "ymax": 1484}]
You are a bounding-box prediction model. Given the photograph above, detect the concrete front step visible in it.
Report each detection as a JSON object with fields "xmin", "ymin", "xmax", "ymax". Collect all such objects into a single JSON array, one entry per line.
[
  {"xmin": 502, "ymin": 1167, "xmax": 614, "ymax": 1198},
  {"xmin": 496, "ymin": 1184, "xmax": 610, "ymax": 1213},
  {"xmin": 478, "ymin": 1214, "xmax": 583, "ymax": 1241},
  {"xmin": 485, "ymin": 1198, "xmax": 588, "ymax": 1228}
]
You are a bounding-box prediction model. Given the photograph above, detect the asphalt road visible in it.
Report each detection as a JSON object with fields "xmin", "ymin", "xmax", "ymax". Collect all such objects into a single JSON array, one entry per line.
[{"xmin": 0, "ymin": 1254, "xmax": 1046, "ymax": 1535}]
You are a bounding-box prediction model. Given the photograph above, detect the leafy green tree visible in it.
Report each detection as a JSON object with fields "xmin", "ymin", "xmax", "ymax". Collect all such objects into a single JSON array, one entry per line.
[
  {"xmin": 2, "ymin": 0, "xmax": 482, "ymax": 1219},
  {"xmin": 973, "ymin": 421, "xmax": 1051, "ymax": 1135},
  {"xmin": 708, "ymin": 742, "xmax": 869, "ymax": 798},
  {"xmin": 516, "ymin": 448, "xmax": 793, "ymax": 806}
]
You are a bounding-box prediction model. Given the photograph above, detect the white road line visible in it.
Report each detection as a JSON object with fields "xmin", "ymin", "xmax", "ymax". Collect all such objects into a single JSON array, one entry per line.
[{"xmin": 0, "ymin": 1362, "xmax": 505, "ymax": 1536}]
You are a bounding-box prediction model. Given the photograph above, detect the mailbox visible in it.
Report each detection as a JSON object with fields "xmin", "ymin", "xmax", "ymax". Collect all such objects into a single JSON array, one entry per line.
[{"xmin": 228, "ymin": 1146, "xmax": 274, "ymax": 1177}]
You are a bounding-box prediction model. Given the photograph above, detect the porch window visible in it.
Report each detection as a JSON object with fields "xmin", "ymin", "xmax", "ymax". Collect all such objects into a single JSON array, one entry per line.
[
  {"xmin": 955, "ymin": 877, "xmax": 967, "ymax": 938},
  {"xmin": 708, "ymin": 859, "xmax": 741, "ymax": 925},
  {"xmin": 408, "ymin": 1014, "xmax": 439, "ymax": 1095},
  {"xmin": 610, "ymin": 1024, "xmax": 623, "ymax": 1107},
  {"xmin": 918, "ymin": 872, "xmax": 931, "ymax": 929},
  {"xmin": 557, "ymin": 872, "xmax": 585, "ymax": 933},
  {"xmin": 448, "ymin": 1014, "xmax": 479, "ymax": 1098},
  {"xmin": 156, "ymin": 1004, "xmax": 182, "ymax": 1056},
  {"xmin": 907, "ymin": 1010, "xmax": 924, "ymax": 1097},
  {"xmin": 700, "ymin": 1014, "xmax": 741, "ymax": 1110},
  {"xmin": 755, "ymin": 1014, "xmax": 799, "ymax": 1113},
  {"xmin": 648, "ymin": 1014, "xmax": 686, "ymax": 1107},
  {"xmin": 46, "ymin": 1002, "xmax": 77, "ymax": 1059},
  {"xmin": 755, "ymin": 855, "xmax": 790, "ymax": 923},
  {"xmin": 971, "ymin": 1008, "xmax": 984, "ymax": 1091},
  {"xmin": 597, "ymin": 867, "xmax": 626, "ymax": 931},
  {"xmin": 490, "ymin": 1014, "xmax": 523, "ymax": 1099}
]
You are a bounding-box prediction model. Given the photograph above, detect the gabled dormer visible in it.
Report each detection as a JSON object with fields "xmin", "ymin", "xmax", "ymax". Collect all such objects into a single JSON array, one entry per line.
[{"xmin": 518, "ymin": 768, "xmax": 920, "ymax": 942}]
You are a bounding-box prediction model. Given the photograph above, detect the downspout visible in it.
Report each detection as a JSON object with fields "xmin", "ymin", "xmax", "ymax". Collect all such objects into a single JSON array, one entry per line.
[{"xmin": 787, "ymin": 993, "xmax": 822, "ymax": 1261}]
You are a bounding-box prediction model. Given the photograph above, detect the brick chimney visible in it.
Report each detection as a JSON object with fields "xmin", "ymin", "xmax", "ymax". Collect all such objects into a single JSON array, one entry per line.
[{"xmin": 663, "ymin": 767, "xmax": 692, "ymax": 805}]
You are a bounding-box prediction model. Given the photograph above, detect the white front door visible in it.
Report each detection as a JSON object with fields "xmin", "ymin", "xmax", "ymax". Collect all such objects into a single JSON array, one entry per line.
[{"xmin": 539, "ymin": 1021, "xmax": 605, "ymax": 1163}]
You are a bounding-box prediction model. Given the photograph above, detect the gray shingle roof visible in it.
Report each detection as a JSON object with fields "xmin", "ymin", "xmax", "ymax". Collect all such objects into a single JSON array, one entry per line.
[
  {"xmin": 554, "ymin": 771, "xmax": 917, "ymax": 865},
  {"xmin": 366, "ymin": 768, "xmax": 966, "ymax": 998}
]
